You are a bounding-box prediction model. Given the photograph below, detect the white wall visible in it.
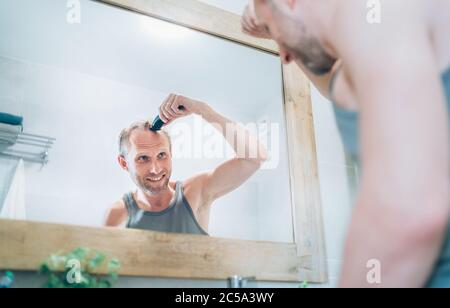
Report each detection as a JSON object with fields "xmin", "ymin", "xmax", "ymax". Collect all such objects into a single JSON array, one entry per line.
[{"xmin": 253, "ymin": 97, "xmax": 294, "ymax": 242}]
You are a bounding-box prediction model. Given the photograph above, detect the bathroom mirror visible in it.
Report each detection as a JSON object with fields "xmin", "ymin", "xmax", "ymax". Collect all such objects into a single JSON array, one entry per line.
[
  {"xmin": 0, "ymin": 0, "xmax": 292, "ymax": 243},
  {"xmin": 0, "ymin": 0, "xmax": 326, "ymax": 283}
]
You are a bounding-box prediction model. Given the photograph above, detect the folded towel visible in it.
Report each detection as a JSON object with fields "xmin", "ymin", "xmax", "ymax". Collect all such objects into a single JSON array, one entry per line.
[
  {"xmin": 0, "ymin": 123, "xmax": 22, "ymax": 134},
  {"xmin": 0, "ymin": 123, "xmax": 21, "ymax": 150},
  {"xmin": 0, "ymin": 113, "xmax": 23, "ymax": 126}
]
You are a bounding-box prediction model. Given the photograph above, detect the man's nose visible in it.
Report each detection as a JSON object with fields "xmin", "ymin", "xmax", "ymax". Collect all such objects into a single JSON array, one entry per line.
[{"xmin": 149, "ymin": 162, "xmax": 161, "ymax": 174}]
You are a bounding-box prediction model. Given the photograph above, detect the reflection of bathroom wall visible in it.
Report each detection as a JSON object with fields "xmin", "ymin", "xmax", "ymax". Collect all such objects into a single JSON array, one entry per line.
[{"xmin": 253, "ymin": 95, "xmax": 294, "ymax": 243}]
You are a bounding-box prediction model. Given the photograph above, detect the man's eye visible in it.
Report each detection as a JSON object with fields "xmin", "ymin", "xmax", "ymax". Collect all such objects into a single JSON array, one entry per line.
[
  {"xmin": 158, "ymin": 153, "xmax": 167, "ymax": 159},
  {"xmin": 138, "ymin": 156, "xmax": 149, "ymax": 162}
]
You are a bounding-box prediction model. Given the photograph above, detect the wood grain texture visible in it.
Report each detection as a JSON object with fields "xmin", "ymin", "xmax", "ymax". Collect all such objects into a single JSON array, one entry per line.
[
  {"xmin": 0, "ymin": 219, "xmax": 300, "ymax": 281},
  {"xmin": 283, "ymin": 63, "xmax": 328, "ymax": 283},
  {"xmin": 96, "ymin": 0, "xmax": 278, "ymax": 54}
]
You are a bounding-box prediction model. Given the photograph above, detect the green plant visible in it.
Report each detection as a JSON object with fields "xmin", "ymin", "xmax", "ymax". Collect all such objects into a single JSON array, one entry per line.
[
  {"xmin": 0, "ymin": 271, "xmax": 15, "ymax": 288},
  {"xmin": 39, "ymin": 247, "xmax": 121, "ymax": 288}
]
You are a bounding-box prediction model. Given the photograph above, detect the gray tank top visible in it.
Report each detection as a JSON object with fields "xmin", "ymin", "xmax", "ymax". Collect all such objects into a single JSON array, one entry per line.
[
  {"xmin": 330, "ymin": 66, "xmax": 450, "ymax": 287},
  {"xmin": 123, "ymin": 181, "xmax": 208, "ymax": 236}
]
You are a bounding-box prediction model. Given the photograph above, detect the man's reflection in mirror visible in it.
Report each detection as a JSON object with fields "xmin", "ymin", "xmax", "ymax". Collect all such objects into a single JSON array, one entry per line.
[{"xmin": 105, "ymin": 94, "xmax": 268, "ymax": 235}]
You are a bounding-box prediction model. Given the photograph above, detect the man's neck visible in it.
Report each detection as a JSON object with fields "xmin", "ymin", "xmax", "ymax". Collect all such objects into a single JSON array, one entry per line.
[{"xmin": 135, "ymin": 185, "xmax": 175, "ymax": 211}]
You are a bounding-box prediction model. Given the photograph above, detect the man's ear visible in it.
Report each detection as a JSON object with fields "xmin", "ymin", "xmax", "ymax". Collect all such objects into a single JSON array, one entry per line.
[{"xmin": 118, "ymin": 155, "xmax": 129, "ymax": 171}]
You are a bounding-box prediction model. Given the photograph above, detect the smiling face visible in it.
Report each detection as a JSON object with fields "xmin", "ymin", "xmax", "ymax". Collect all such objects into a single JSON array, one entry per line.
[
  {"xmin": 119, "ymin": 128, "xmax": 172, "ymax": 195},
  {"xmin": 254, "ymin": 0, "xmax": 336, "ymax": 75}
]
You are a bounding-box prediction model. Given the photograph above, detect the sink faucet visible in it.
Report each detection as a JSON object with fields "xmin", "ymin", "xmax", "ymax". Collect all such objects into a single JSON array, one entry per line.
[{"xmin": 227, "ymin": 275, "xmax": 256, "ymax": 288}]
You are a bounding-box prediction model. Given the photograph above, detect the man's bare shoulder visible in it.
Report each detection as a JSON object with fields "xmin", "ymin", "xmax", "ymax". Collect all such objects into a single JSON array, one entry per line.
[
  {"xmin": 110, "ymin": 199, "xmax": 126, "ymax": 211},
  {"xmin": 105, "ymin": 199, "xmax": 128, "ymax": 227}
]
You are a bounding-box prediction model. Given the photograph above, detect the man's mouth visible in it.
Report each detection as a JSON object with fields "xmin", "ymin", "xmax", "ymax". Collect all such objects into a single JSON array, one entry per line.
[{"xmin": 146, "ymin": 174, "xmax": 166, "ymax": 183}]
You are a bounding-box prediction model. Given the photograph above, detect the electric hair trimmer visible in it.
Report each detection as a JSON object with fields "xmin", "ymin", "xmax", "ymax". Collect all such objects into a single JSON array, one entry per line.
[{"xmin": 150, "ymin": 105, "xmax": 185, "ymax": 132}]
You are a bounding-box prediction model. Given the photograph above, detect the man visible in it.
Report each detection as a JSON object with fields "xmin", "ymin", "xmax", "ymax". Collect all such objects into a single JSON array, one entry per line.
[
  {"xmin": 243, "ymin": 0, "xmax": 450, "ymax": 287},
  {"xmin": 105, "ymin": 94, "xmax": 267, "ymax": 236}
]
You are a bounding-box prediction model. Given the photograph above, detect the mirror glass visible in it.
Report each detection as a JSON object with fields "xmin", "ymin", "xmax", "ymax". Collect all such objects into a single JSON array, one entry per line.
[{"xmin": 0, "ymin": 0, "xmax": 293, "ymax": 242}]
